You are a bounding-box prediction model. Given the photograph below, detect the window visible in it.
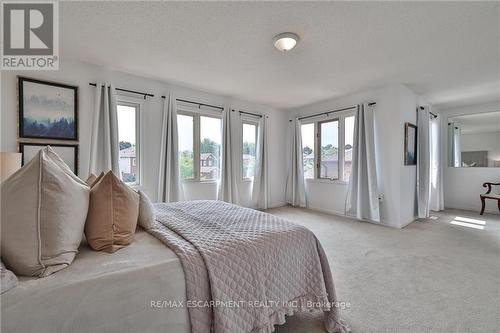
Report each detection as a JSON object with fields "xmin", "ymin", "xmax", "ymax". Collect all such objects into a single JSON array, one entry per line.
[
  {"xmin": 301, "ymin": 123, "xmax": 315, "ymax": 179},
  {"xmin": 319, "ymin": 119, "xmax": 339, "ymax": 179},
  {"xmin": 242, "ymin": 122, "xmax": 257, "ymax": 178},
  {"xmin": 177, "ymin": 105, "xmax": 222, "ymax": 181},
  {"xmin": 117, "ymin": 100, "xmax": 140, "ymax": 186},
  {"xmin": 300, "ymin": 112, "xmax": 355, "ymax": 182}
]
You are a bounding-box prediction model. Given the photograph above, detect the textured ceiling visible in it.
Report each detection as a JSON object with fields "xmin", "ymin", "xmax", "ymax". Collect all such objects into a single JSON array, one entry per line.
[{"xmin": 60, "ymin": 1, "xmax": 500, "ymax": 109}]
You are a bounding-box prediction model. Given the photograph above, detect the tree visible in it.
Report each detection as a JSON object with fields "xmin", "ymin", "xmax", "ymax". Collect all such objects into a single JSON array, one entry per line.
[
  {"xmin": 303, "ymin": 146, "xmax": 313, "ymax": 155},
  {"xmin": 180, "ymin": 151, "xmax": 194, "ymax": 179},
  {"xmin": 243, "ymin": 142, "xmax": 255, "ymax": 155},
  {"xmin": 120, "ymin": 141, "xmax": 132, "ymax": 150},
  {"xmin": 200, "ymin": 138, "xmax": 220, "ymax": 156},
  {"xmin": 345, "ymin": 144, "xmax": 353, "ymax": 150}
]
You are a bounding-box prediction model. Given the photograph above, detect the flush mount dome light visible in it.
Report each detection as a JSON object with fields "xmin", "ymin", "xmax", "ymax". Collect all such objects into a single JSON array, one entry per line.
[{"xmin": 273, "ymin": 32, "xmax": 299, "ymax": 52}]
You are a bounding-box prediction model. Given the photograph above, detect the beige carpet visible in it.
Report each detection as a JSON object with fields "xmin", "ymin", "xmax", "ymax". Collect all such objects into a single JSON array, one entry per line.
[{"xmin": 266, "ymin": 207, "xmax": 500, "ymax": 333}]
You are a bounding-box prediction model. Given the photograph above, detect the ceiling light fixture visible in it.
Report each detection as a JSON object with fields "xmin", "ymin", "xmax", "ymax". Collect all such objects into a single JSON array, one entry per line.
[{"xmin": 273, "ymin": 32, "xmax": 299, "ymax": 52}]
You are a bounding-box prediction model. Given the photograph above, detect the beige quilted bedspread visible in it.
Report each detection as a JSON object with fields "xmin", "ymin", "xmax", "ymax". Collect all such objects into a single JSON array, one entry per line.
[{"xmin": 149, "ymin": 200, "xmax": 349, "ymax": 333}]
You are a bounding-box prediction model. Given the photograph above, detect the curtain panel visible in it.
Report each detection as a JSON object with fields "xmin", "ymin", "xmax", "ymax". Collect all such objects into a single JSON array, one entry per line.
[
  {"xmin": 89, "ymin": 83, "xmax": 120, "ymax": 177},
  {"xmin": 252, "ymin": 116, "xmax": 269, "ymax": 209},
  {"xmin": 345, "ymin": 103, "xmax": 380, "ymax": 222},
  {"xmin": 157, "ymin": 92, "xmax": 184, "ymax": 202},
  {"xmin": 285, "ymin": 118, "xmax": 306, "ymax": 207},
  {"xmin": 218, "ymin": 107, "xmax": 241, "ymax": 204}
]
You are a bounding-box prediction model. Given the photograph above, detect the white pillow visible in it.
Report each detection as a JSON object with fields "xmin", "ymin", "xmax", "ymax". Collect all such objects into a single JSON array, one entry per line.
[
  {"xmin": 0, "ymin": 146, "xmax": 89, "ymax": 277},
  {"xmin": 138, "ymin": 190, "xmax": 156, "ymax": 230},
  {"xmin": 0, "ymin": 260, "xmax": 18, "ymax": 294}
]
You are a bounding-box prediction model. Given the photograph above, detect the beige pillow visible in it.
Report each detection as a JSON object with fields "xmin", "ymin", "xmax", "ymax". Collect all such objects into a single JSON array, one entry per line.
[
  {"xmin": 138, "ymin": 190, "xmax": 156, "ymax": 230},
  {"xmin": 86, "ymin": 171, "xmax": 104, "ymax": 188},
  {"xmin": 85, "ymin": 171, "xmax": 139, "ymax": 253},
  {"xmin": 1, "ymin": 146, "xmax": 89, "ymax": 277}
]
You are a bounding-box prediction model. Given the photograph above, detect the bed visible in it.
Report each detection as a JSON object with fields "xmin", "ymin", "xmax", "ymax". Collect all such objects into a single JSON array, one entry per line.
[
  {"xmin": 1, "ymin": 230, "xmax": 191, "ymax": 333},
  {"xmin": 1, "ymin": 200, "xmax": 348, "ymax": 333}
]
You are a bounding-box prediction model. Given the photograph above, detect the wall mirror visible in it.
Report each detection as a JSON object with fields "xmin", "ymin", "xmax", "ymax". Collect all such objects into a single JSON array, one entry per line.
[{"xmin": 448, "ymin": 110, "xmax": 500, "ymax": 167}]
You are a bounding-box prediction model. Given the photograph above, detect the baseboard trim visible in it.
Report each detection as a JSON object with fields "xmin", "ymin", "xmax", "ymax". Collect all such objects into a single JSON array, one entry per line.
[{"xmin": 304, "ymin": 205, "xmax": 402, "ymax": 229}]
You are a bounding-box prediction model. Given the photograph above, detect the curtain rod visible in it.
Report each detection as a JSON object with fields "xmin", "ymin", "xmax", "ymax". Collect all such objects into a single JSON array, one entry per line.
[
  {"xmin": 232, "ymin": 109, "xmax": 264, "ymax": 118},
  {"xmin": 161, "ymin": 96, "xmax": 224, "ymax": 110},
  {"xmin": 418, "ymin": 106, "xmax": 438, "ymax": 118},
  {"xmin": 290, "ymin": 102, "xmax": 376, "ymax": 122},
  {"xmin": 88, "ymin": 83, "xmax": 154, "ymax": 99}
]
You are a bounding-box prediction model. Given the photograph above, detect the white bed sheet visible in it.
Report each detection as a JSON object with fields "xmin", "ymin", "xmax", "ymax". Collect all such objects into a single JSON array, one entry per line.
[{"xmin": 1, "ymin": 229, "xmax": 190, "ymax": 333}]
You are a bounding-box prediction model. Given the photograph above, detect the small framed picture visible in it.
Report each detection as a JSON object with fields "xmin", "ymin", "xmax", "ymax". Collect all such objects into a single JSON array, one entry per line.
[
  {"xmin": 404, "ymin": 122, "xmax": 417, "ymax": 166},
  {"xmin": 19, "ymin": 143, "xmax": 79, "ymax": 175},
  {"xmin": 19, "ymin": 77, "xmax": 78, "ymax": 141}
]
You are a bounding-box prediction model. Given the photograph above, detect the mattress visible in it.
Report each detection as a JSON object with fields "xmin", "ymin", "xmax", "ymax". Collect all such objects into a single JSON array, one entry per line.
[{"xmin": 1, "ymin": 229, "xmax": 190, "ymax": 333}]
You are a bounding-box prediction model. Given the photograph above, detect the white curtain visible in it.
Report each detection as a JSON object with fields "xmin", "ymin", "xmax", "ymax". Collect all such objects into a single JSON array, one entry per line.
[
  {"xmin": 417, "ymin": 107, "xmax": 432, "ymax": 218},
  {"xmin": 218, "ymin": 107, "xmax": 241, "ymax": 204},
  {"xmin": 345, "ymin": 103, "xmax": 380, "ymax": 222},
  {"xmin": 157, "ymin": 92, "xmax": 184, "ymax": 202},
  {"xmin": 448, "ymin": 122, "xmax": 462, "ymax": 167},
  {"xmin": 430, "ymin": 114, "xmax": 444, "ymax": 211},
  {"xmin": 89, "ymin": 83, "xmax": 120, "ymax": 177},
  {"xmin": 252, "ymin": 115, "xmax": 269, "ymax": 209},
  {"xmin": 285, "ymin": 118, "xmax": 306, "ymax": 207}
]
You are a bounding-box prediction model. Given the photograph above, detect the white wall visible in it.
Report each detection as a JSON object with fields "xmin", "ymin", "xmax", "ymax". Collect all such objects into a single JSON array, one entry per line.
[
  {"xmin": 0, "ymin": 59, "xmax": 288, "ymax": 207},
  {"xmin": 439, "ymin": 101, "xmax": 500, "ymax": 213},
  {"xmin": 288, "ymin": 84, "xmax": 420, "ymax": 228}
]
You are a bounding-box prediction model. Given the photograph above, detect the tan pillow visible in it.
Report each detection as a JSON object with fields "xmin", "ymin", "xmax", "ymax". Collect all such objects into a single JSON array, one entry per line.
[
  {"xmin": 86, "ymin": 171, "xmax": 104, "ymax": 188},
  {"xmin": 138, "ymin": 190, "xmax": 156, "ymax": 230},
  {"xmin": 1, "ymin": 146, "xmax": 89, "ymax": 277},
  {"xmin": 86, "ymin": 173, "xmax": 97, "ymax": 186},
  {"xmin": 85, "ymin": 171, "xmax": 139, "ymax": 253}
]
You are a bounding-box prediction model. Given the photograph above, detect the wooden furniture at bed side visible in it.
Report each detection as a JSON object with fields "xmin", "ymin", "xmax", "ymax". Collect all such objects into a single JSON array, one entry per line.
[{"xmin": 480, "ymin": 182, "xmax": 500, "ymax": 215}]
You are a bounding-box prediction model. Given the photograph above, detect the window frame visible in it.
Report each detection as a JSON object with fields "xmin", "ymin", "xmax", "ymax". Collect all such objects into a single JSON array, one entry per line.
[
  {"xmin": 241, "ymin": 116, "xmax": 259, "ymax": 181},
  {"xmin": 301, "ymin": 110, "xmax": 355, "ymax": 184},
  {"xmin": 116, "ymin": 95, "xmax": 143, "ymax": 188},
  {"xmin": 177, "ymin": 103, "xmax": 222, "ymax": 183}
]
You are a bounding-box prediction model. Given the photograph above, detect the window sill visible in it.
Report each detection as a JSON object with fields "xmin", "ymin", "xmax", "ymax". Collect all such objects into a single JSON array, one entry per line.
[
  {"xmin": 182, "ymin": 180, "xmax": 219, "ymax": 184},
  {"xmin": 305, "ymin": 178, "xmax": 349, "ymax": 185}
]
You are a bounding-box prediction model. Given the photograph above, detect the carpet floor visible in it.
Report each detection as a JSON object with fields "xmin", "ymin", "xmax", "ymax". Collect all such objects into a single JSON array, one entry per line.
[{"xmin": 266, "ymin": 207, "xmax": 500, "ymax": 333}]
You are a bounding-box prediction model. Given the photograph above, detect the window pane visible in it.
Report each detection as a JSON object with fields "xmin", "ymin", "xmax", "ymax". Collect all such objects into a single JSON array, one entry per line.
[
  {"xmin": 242, "ymin": 123, "xmax": 256, "ymax": 178},
  {"xmin": 319, "ymin": 120, "xmax": 339, "ymax": 179},
  {"xmin": 178, "ymin": 114, "xmax": 194, "ymax": 179},
  {"xmin": 344, "ymin": 116, "xmax": 355, "ymax": 181},
  {"xmin": 301, "ymin": 123, "xmax": 315, "ymax": 179},
  {"xmin": 117, "ymin": 104, "xmax": 137, "ymax": 184},
  {"xmin": 200, "ymin": 116, "xmax": 222, "ymax": 181}
]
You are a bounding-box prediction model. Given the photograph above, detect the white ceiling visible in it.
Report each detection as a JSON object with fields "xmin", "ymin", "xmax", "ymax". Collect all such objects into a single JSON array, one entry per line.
[{"xmin": 60, "ymin": 1, "xmax": 500, "ymax": 109}]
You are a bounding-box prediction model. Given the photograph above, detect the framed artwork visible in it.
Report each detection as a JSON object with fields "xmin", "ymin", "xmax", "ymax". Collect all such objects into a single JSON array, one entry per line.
[
  {"xmin": 19, "ymin": 143, "xmax": 79, "ymax": 175},
  {"xmin": 18, "ymin": 77, "xmax": 78, "ymax": 141},
  {"xmin": 404, "ymin": 122, "xmax": 417, "ymax": 166}
]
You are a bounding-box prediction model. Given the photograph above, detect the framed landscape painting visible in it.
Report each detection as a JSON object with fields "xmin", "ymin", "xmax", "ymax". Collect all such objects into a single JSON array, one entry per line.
[
  {"xmin": 404, "ymin": 122, "xmax": 417, "ymax": 165},
  {"xmin": 19, "ymin": 77, "xmax": 78, "ymax": 140},
  {"xmin": 19, "ymin": 143, "xmax": 79, "ymax": 175}
]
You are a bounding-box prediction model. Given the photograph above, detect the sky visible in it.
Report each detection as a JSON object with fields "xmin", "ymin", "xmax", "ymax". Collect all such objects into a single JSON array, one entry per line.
[
  {"xmin": 301, "ymin": 115, "xmax": 355, "ymax": 152},
  {"xmin": 117, "ymin": 105, "xmax": 136, "ymax": 144}
]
